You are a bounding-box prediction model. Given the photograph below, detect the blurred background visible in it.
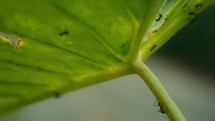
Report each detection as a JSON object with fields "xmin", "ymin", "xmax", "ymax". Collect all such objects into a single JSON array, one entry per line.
[{"xmin": 0, "ymin": 5, "xmax": 215, "ymax": 121}]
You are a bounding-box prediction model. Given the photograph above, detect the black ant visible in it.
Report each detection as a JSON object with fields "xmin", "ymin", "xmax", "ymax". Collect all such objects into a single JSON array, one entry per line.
[
  {"xmin": 150, "ymin": 44, "xmax": 157, "ymax": 51},
  {"xmin": 195, "ymin": 3, "xmax": 203, "ymax": 8},
  {"xmin": 158, "ymin": 102, "xmax": 166, "ymax": 114},
  {"xmin": 188, "ymin": 12, "xmax": 198, "ymax": 24},
  {"xmin": 54, "ymin": 92, "xmax": 61, "ymax": 98},
  {"xmin": 154, "ymin": 101, "xmax": 166, "ymax": 114},
  {"xmin": 188, "ymin": 3, "xmax": 203, "ymax": 24},
  {"xmin": 59, "ymin": 31, "xmax": 69, "ymax": 36},
  {"xmin": 156, "ymin": 13, "xmax": 163, "ymax": 22},
  {"xmin": 153, "ymin": 15, "xmax": 168, "ymax": 33}
]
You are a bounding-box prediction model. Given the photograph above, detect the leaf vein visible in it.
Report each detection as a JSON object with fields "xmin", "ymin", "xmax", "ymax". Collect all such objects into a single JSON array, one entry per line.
[
  {"xmin": 0, "ymin": 27, "xmax": 108, "ymax": 70},
  {"xmin": 121, "ymin": 0, "xmax": 140, "ymax": 29},
  {"xmin": 50, "ymin": 1, "xmax": 126, "ymax": 62}
]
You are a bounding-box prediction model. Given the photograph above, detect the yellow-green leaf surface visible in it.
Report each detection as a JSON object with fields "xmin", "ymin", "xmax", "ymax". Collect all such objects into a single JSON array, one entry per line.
[
  {"xmin": 0, "ymin": 0, "xmax": 164, "ymax": 113},
  {"xmin": 0, "ymin": 0, "xmax": 214, "ymax": 116}
]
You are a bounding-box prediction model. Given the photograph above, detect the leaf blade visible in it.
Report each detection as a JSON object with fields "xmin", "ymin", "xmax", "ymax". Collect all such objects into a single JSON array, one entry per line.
[{"xmin": 0, "ymin": 0, "xmax": 161, "ymax": 113}]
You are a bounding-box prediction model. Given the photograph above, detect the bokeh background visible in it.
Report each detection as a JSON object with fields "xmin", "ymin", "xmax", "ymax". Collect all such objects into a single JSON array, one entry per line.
[{"xmin": 0, "ymin": 6, "xmax": 215, "ymax": 121}]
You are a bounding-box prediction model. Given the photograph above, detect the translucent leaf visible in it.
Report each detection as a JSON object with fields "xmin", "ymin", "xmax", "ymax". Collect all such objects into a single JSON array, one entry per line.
[
  {"xmin": 0, "ymin": 0, "xmax": 214, "ymax": 116},
  {"xmin": 0, "ymin": 0, "xmax": 165, "ymax": 113}
]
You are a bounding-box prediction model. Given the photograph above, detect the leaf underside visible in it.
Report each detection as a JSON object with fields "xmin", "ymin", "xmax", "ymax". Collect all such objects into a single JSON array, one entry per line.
[
  {"xmin": 0, "ymin": 0, "xmax": 213, "ymax": 113},
  {"xmin": 0, "ymin": 0, "xmax": 159, "ymax": 112}
]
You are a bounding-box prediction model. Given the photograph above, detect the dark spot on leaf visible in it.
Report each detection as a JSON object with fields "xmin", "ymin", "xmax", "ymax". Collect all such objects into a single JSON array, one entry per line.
[
  {"xmin": 36, "ymin": 66, "xmax": 42, "ymax": 70},
  {"xmin": 59, "ymin": 31, "xmax": 69, "ymax": 36}
]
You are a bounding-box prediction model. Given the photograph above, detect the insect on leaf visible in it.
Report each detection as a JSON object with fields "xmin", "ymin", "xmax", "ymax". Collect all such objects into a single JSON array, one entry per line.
[
  {"xmin": 0, "ymin": 0, "xmax": 165, "ymax": 113},
  {"xmin": 0, "ymin": 0, "xmax": 214, "ymax": 116}
]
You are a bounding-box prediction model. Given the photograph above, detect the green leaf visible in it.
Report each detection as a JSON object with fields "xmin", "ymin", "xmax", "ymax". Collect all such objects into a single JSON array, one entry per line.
[
  {"xmin": 0, "ymin": 0, "xmax": 214, "ymax": 120},
  {"xmin": 0, "ymin": 0, "xmax": 164, "ymax": 113},
  {"xmin": 141, "ymin": 0, "xmax": 215, "ymax": 61}
]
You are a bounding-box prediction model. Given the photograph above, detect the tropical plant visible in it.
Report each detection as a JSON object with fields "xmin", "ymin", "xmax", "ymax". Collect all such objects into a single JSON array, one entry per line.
[{"xmin": 0, "ymin": 0, "xmax": 214, "ymax": 120}]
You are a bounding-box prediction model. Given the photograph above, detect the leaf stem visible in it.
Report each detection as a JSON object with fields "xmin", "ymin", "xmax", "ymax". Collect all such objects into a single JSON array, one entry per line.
[{"xmin": 133, "ymin": 60, "xmax": 186, "ymax": 121}]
